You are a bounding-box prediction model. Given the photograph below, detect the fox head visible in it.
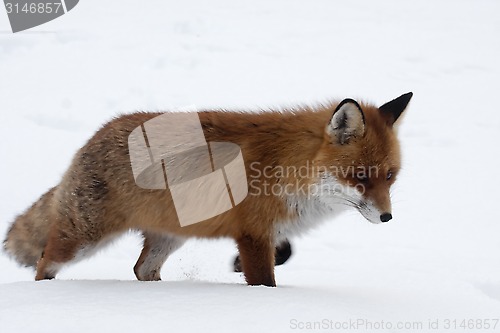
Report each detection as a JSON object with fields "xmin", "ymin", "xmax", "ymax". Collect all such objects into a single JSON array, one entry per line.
[{"xmin": 313, "ymin": 92, "xmax": 412, "ymax": 224}]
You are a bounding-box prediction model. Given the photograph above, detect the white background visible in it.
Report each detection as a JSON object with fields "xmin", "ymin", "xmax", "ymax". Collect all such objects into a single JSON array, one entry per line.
[{"xmin": 1, "ymin": 0, "xmax": 499, "ymax": 332}]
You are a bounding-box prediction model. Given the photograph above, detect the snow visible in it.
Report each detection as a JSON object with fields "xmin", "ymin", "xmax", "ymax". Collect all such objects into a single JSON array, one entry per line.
[{"xmin": 1, "ymin": 0, "xmax": 500, "ymax": 332}]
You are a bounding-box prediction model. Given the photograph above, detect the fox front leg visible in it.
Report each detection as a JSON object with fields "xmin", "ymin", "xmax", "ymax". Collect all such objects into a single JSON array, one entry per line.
[{"xmin": 233, "ymin": 238, "xmax": 292, "ymax": 273}]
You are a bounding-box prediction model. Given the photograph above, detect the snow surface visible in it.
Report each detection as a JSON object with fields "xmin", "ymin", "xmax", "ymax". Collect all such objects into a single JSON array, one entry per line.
[{"xmin": 1, "ymin": 0, "xmax": 500, "ymax": 332}]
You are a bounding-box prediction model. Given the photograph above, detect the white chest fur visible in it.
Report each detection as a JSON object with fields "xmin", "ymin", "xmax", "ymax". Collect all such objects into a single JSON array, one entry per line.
[{"xmin": 274, "ymin": 194, "xmax": 347, "ymax": 243}]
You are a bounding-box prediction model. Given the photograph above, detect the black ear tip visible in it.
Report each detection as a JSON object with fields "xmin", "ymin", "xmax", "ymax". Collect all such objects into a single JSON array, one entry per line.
[
  {"xmin": 378, "ymin": 92, "xmax": 414, "ymax": 124},
  {"xmin": 392, "ymin": 91, "xmax": 413, "ymax": 106}
]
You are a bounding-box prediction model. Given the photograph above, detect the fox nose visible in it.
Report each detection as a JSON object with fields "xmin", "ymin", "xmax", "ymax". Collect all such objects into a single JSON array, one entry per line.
[{"xmin": 380, "ymin": 213, "xmax": 392, "ymax": 223}]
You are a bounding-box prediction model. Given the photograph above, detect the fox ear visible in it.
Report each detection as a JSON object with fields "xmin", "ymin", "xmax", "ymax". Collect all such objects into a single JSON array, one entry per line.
[
  {"xmin": 328, "ymin": 99, "xmax": 365, "ymax": 145},
  {"xmin": 379, "ymin": 92, "xmax": 413, "ymax": 126}
]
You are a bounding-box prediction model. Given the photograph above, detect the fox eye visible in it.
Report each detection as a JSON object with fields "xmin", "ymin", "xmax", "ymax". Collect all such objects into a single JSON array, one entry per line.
[
  {"xmin": 356, "ymin": 174, "xmax": 368, "ymax": 183},
  {"xmin": 386, "ymin": 171, "xmax": 393, "ymax": 180}
]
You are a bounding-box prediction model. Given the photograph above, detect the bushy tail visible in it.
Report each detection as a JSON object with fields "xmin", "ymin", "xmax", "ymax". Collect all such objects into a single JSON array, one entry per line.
[{"xmin": 3, "ymin": 187, "xmax": 57, "ymax": 268}]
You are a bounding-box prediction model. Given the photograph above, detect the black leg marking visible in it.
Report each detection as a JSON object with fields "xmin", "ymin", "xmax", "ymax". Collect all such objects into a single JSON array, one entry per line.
[{"xmin": 233, "ymin": 239, "xmax": 292, "ymax": 273}]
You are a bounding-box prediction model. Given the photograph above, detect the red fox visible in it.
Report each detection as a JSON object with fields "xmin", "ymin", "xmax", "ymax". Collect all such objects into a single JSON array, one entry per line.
[{"xmin": 4, "ymin": 92, "xmax": 412, "ymax": 286}]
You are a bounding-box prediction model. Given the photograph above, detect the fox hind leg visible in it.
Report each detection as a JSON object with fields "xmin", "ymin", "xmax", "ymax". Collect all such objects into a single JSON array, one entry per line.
[
  {"xmin": 134, "ymin": 232, "xmax": 185, "ymax": 281},
  {"xmin": 35, "ymin": 217, "xmax": 125, "ymax": 281},
  {"xmin": 35, "ymin": 226, "xmax": 83, "ymax": 281}
]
